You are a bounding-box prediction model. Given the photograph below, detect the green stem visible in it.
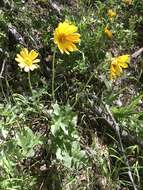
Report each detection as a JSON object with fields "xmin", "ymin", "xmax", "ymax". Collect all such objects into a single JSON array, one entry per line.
[
  {"xmin": 52, "ymin": 49, "xmax": 56, "ymax": 102},
  {"xmin": 28, "ymin": 72, "xmax": 33, "ymax": 94},
  {"xmin": 72, "ymin": 69, "xmax": 97, "ymax": 108},
  {"xmin": 83, "ymin": 71, "xmax": 96, "ymax": 91}
]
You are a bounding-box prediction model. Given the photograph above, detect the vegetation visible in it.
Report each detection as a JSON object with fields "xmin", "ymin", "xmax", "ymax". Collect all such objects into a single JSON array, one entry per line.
[{"xmin": 0, "ymin": 0, "xmax": 143, "ymax": 189}]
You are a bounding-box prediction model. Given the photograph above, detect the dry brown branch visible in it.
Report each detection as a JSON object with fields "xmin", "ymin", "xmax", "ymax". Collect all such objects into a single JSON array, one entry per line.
[
  {"xmin": 0, "ymin": 58, "xmax": 6, "ymax": 78},
  {"xmin": 131, "ymin": 47, "xmax": 143, "ymax": 59},
  {"xmin": 104, "ymin": 103, "xmax": 138, "ymax": 190},
  {"xmin": 91, "ymin": 104, "xmax": 143, "ymax": 149},
  {"xmin": 90, "ymin": 102, "xmax": 139, "ymax": 189}
]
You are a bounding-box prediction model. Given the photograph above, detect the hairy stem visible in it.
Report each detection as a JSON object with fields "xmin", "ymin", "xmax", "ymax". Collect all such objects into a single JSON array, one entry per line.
[
  {"xmin": 52, "ymin": 49, "xmax": 56, "ymax": 102},
  {"xmin": 72, "ymin": 69, "xmax": 98, "ymax": 108},
  {"xmin": 28, "ymin": 72, "xmax": 33, "ymax": 94}
]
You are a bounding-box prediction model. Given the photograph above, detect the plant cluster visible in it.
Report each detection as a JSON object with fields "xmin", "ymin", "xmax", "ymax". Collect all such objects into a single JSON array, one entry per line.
[{"xmin": 0, "ymin": 0, "xmax": 143, "ymax": 190}]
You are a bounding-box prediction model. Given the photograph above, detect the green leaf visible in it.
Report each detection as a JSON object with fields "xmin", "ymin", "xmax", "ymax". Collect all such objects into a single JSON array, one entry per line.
[{"xmin": 16, "ymin": 127, "xmax": 42, "ymax": 157}]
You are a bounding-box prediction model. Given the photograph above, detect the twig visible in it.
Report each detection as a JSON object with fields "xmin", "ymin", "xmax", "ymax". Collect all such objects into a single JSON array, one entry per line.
[
  {"xmin": 103, "ymin": 103, "xmax": 138, "ymax": 190},
  {"xmin": 131, "ymin": 47, "xmax": 143, "ymax": 59},
  {"xmin": 39, "ymin": 180, "xmax": 44, "ymax": 190},
  {"xmin": 0, "ymin": 59, "xmax": 6, "ymax": 78},
  {"xmin": 91, "ymin": 104, "xmax": 143, "ymax": 149},
  {"xmin": 49, "ymin": 0, "xmax": 62, "ymax": 16}
]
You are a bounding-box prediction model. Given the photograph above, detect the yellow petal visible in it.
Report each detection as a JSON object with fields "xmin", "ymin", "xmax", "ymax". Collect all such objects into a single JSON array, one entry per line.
[
  {"xmin": 16, "ymin": 54, "xmax": 23, "ymax": 59},
  {"xmin": 62, "ymin": 42, "xmax": 76, "ymax": 53},
  {"xmin": 118, "ymin": 55, "xmax": 130, "ymax": 63},
  {"xmin": 109, "ymin": 54, "xmax": 129, "ymax": 80},
  {"xmin": 18, "ymin": 63, "xmax": 25, "ymax": 68},
  {"xmin": 58, "ymin": 22, "xmax": 78, "ymax": 34},
  {"xmin": 15, "ymin": 57, "xmax": 24, "ymax": 63},
  {"xmin": 32, "ymin": 59, "xmax": 40, "ymax": 63},
  {"xmin": 20, "ymin": 48, "xmax": 29, "ymax": 57},
  {"xmin": 53, "ymin": 21, "xmax": 80, "ymax": 54},
  {"xmin": 29, "ymin": 50, "xmax": 39, "ymax": 60},
  {"xmin": 68, "ymin": 43, "xmax": 78, "ymax": 52},
  {"xmin": 66, "ymin": 33, "xmax": 81, "ymax": 43},
  {"xmin": 119, "ymin": 62, "xmax": 128, "ymax": 68},
  {"xmin": 29, "ymin": 64, "xmax": 39, "ymax": 71},
  {"xmin": 24, "ymin": 67, "xmax": 30, "ymax": 72},
  {"xmin": 116, "ymin": 65, "xmax": 122, "ymax": 75},
  {"xmin": 66, "ymin": 24, "xmax": 78, "ymax": 34},
  {"xmin": 108, "ymin": 9, "xmax": 116, "ymax": 18},
  {"xmin": 104, "ymin": 26, "xmax": 113, "ymax": 38},
  {"xmin": 57, "ymin": 43, "xmax": 65, "ymax": 54},
  {"xmin": 110, "ymin": 72, "xmax": 116, "ymax": 80}
]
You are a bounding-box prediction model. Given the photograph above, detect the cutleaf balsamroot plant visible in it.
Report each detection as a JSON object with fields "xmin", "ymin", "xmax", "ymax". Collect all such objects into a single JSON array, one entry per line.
[
  {"xmin": 107, "ymin": 9, "xmax": 117, "ymax": 20},
  {"xmin": 104, "ymin": 26, "xmax": 113, "ymax": 39},
  {"xmin": 15, "ymin": 48, "xmax": 40, "ymax": 72},
  {"xmin": 15, "ymin": 48, "xmax": 40, "ymax": 93},
  {"xmin": 122, "ymin": 0, "xmax": 132, "ymax": 5},
  {"xmin": 53, "ymin": 21, "xmax": 81, "ymax": 54},
  {"xmin": 50, "ymin": 103, "xmax": 87, "ymax": 168},
  {"xmin": 109, "ymin": 54, "xmax": 130, "ymax": 80},
  {"xmin": 1, "ymin": 0, "xmax": 143, "ymax": 189},
  {"xmin": 52, "ymin": 21, "xmax": 81, "ymax": 101}
]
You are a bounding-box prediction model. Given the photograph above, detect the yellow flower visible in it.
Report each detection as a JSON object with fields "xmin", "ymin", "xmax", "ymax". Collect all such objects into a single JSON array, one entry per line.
[
  {"xmin": 107, "ymin": 9, "xmax": 117, "ymax": 20},
  {"xmin": 104, "ymin": 26, "xmax": 113, "ymax": 39},
  {"xmin": 15, "ymin": 48, "xmax": 40, "ymax": 72},
  {"xmin": 122, "ymin": 0, "xmax": 132, "ymax": 5},
  {"xmin": 53, "ymin": 21, "xmax": 81, "ymax": 54},
  {"xmin": 110, "ymin": 55, "xmax": 130, "ymax": 80}
]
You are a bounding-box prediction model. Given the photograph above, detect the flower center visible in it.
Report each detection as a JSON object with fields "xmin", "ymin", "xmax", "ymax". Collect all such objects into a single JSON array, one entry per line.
[
  {"xmin": 24, "ymin": 57, "xmax": 33, "ymax": 66},
  {"xmin": 58, "ymin": 34, "xmax": 67, "ymax": 43},
  {"xmin": 112, "ymin": 63, "xmax": 117, "ymax": 69}
]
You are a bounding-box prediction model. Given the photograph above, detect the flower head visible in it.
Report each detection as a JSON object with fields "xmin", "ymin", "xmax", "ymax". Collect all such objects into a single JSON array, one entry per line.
[
  {"xmin": 15, "ymin": 48, "xmax": 40, "ymax": 72},
  {"xmin": 53, "ymin": 21, "xmax": 81, "ymax": 54},
  {"xmin": 122, "ymin": 0, "xmax": 132, "ymax": 5},
  {"xmin": 107, "ymin": 9, "xmax": 117, "ymax": 20},
  {"xmin": 104, "ymin": 26, "xmax": 113, "ymax": 39},
  {"xmin": 110, "ymin": 55, "xmax": 130, "ymax": 80}
]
